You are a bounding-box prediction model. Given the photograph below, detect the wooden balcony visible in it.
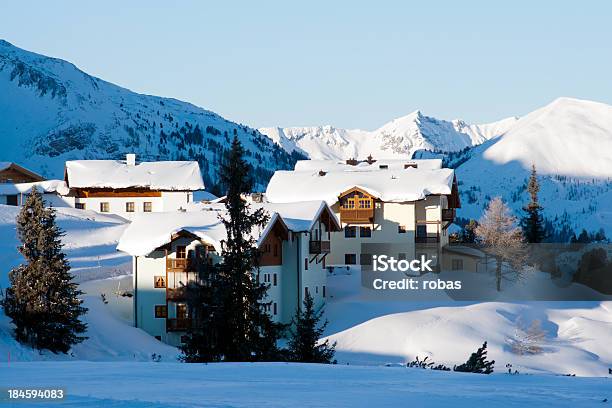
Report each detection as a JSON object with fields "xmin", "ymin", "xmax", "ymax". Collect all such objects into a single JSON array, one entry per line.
[
  {"xmin": 415, "ymin": 236, "xmax": 440, "ymax": 244},
  {"xmin": 309, "ymin": 240, "xmax": 331, "ymax": 254},
  {"xmin": 166, "ymin": 258, "xmax": 193, "ymax": 272},
  {"xmin": 339, "ymin": 208, "xmax": 374, "ymax": 224},
  {"xmin": 166, "ymin": 318, "xmax": 191, "ymax": 332},
  {"xmin": 442, "ymin": 208, "xmax": 455, "ymax": 222}
]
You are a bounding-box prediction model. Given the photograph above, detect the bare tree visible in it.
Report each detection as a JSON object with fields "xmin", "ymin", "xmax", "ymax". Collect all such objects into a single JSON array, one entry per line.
[
  {"xmin": 506, "ymin": 319, "xmax": 546, "ymax": 355},
  {"xmin": 476, "ymin": 197, "xmax": 526, "ymax": 291}
]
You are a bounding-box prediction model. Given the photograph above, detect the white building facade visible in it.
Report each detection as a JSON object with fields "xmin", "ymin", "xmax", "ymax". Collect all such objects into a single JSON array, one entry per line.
[
  {"xmin": 63, "ymin": 154, "xmax": 205, "ymax": 219},
  {"xmin": 117, "ymin": 201, "xmax": 340, "ymax": 347},
  {"xmin": 266, "ymin": 158, "xmax": 460, "ymax": 270}
]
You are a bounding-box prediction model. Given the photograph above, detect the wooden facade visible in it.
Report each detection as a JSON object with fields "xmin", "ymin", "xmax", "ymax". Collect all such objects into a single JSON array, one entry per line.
[
  {"xmin": 338, "ymin": 187, "xmax": 375, "ymax": 224},
  {"xmin": 0, "ymin": 163, "xmax": 44, "ymax": 184},
  {"xmin": 259, "ymin": 216, "xmax": 289, "ymax": 266}
]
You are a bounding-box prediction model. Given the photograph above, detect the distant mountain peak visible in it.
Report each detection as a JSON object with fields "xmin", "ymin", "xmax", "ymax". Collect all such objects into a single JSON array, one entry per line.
[{"xmin": 260, "ymin": 111, "xmax": 518, "ymax": 160}]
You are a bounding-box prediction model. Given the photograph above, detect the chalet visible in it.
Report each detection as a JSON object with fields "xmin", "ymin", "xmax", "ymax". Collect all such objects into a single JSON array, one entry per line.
[
  {"xmin": 64, "ymin": 154, "xmax": 205, "ymax": 218},
  {"xmin": 116, "ymin": 200, "xmax": 340, "ymax": 346},
  {"xmin": 265, "ymin": 158, "xmax": 460, "ymax": 269},
  {"xmin": 0, "ymin": 162, "xmax": 45, "ymax": 184}
]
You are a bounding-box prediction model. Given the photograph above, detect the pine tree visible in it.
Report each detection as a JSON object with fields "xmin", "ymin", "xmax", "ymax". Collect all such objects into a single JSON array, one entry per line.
[
  {"xmin": 1, "ymin": 187, "xmax": 87, "ymax": 353},
  {"xmin": 454, "ymin": 341, "xmax": 495, "ymax": 374},
  {"xmin": 521, "ymin": 165, "xmax": 545, "ymax": 243},
  {"xmin": 217, "ymin": 136, "xmax": 280, "ymax": 361},
  {"xmin": 287, "ymin": 291, "xmax": 336, "ymax": 363},
  {"xmin": 476, "ymin": 197, "xmax": 526, "ymax": 291}
]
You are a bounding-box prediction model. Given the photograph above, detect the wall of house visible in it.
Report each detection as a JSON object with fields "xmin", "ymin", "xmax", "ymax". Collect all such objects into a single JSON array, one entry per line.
[
  {"xmin": 329, "ymin": 196, "xmax": 451, "ymax": 266},
  {"xmin": 0, "ymin": 193, "xmax": 72, "ymax": 207},
  {"xmin": 133, "ymin": 251, "xmax": 168, "ymax": 343},
  {"xmin": 72, "ymin": 191, "xmax": 192, "ymax": 219}
]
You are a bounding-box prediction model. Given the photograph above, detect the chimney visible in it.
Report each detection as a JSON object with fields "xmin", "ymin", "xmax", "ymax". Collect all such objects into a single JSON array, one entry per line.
[
  {"xmin": 346, "ymin": 158, "xmax": 358, "ymax": 166},
  {"xmin": 318, "ymin": 170, "xmax": 327, "ymax": 177},
  {"xmin": 126, "ymin": 153, "xmax": 136, "ymax": 166}
]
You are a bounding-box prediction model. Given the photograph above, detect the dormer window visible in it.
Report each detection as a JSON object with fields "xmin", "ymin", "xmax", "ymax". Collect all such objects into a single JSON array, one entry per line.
[{"xmin": 404, "ymin": 163, "xmax": 418, "ymax": 169}]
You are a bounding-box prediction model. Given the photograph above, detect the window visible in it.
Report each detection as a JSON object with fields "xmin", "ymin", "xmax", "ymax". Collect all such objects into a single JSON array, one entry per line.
[
  {"xmin": 452, "ymin": 259, "xmax": 464, "ymax": 271},
  {"xmin": 75, "ymin": 202, "xmax": 86, "ymax": 210},
  {"xmin": 305, "ymin": 287, "xmax": 309, "ymax": 297},
  {"xmin": 345, "ymin": 253, "xmax": 357, "ymax": 265},
  {"xmin": 154, "ymin": 305, "xmax": 167, "ymax": 318},
  {"xmin": 6, "ymin": 195, "xmax": 18, "ymax": 206},
  {"xmin": 360, "ymin": 226, "xmax": 372, "ymax": 237},
  {"xmin": 126, "ymin": 202, "xmax": 135, "ymax": 212},
  {"xmin": 358, "ymin": 199, "xmax": 371, "ymax": 209},
  {"xmin": 273, "ymin": 302, "xmax": 277, "ymax": 315},
  {"xmin": 304, "ymin": 258, "xmax": 309, "ymax": 270},
  {"xmin": 100, "ymin": 202, "xmax": 110, "ymax": 212},
  {"xmin": 143, "ymin": 201, "xmax": 152, "ymax": 212},
  {"xmin": 176, "ymin": 245, "xmax": 187, "ymax": 258},
  {"xmin": 154, "ymin": 276, "xmax": 166, "ymax": 288},
  {"xmin": 416, "ymin": 225, "xmax": 427, "ymax": 237},
  {"xmin": 323, "ymin": 285, "xmax": 326, "ymax": 298},
  {"xmin": 360, "ymin": 253, "xmax": 372, "ymax": 265},
  {"xmin": 344, "ymin": 226, "xmax": 357, "ymax": 238},
  {"xmin": 273, "ymin": 274, "xmax": 277, "ymax": 286},
  {"xmin": 316, "ymin": 286, "xmax": 319, "ymax": 294},
  {"xmin": 398, "ymin": 225, "xmax": 407, "ymax": 234}
]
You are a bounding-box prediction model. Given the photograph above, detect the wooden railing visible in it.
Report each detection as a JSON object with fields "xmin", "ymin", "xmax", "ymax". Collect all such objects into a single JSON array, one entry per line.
[
  {"xmin": 166, "ymin": 258, "xmax": 193, "ymax": 272},
  {"xmin": 309, "ymin": 240, "xmax": 331, "ymax": 254},
  {"xmin": 340, "ymin": 208, "xmax": 374, "ymax": 224},
  {"xmin": 166, "ymin": 318, "xmax": 191, "ymax": 332},
  {"xmin": 415, "ymin": 236, "xmax": 440, "ymax": 244},
  {"xmin": 442, "ymin": 208, "xmax": 455, "ymax": 222}
]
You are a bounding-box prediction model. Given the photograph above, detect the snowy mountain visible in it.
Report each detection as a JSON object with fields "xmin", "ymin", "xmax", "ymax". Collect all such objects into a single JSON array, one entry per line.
[
  {"xmin": 0, "ymin": 40, "xmax": 303, "ymax": 193},
  {"xmin": 456, "ymin": 97, "xmax": 612, "ymax": 238},
  {"xmin": 259, "ymin": 111, "xmax": 518, "ymax": 160}
]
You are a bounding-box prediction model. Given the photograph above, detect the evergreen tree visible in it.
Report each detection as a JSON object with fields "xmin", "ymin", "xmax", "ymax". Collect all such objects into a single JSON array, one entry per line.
[
  {"xmin": 521, "ymin": 165, "xmax": 546, "ymax": 243},
  {"xmin": 454, "ymin": 341, "xmax": 495, "ymax": 374},
  {"xmin": 218, "ymin": 136, "xmax": 280, "ymax": 361},
  {"xmin": 1, "ymin": 187, "xmax": 87, "ymax": 353},
  {"xmin": 287, "ymin": 292, "xmax": 336, "ymax": 363}
]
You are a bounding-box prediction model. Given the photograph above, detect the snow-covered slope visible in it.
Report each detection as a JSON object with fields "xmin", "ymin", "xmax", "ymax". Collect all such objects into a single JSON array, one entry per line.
[
  {"xmin": 0, "ymin": 40, "xmax": 302, "ymax": 191},
  {"xmin": 260, "ymin": 111, "xmax": 518, "ymax": 160},
  {"xmin": 456, "ymin": 97, "xmax": 612, "ymax": 238}
]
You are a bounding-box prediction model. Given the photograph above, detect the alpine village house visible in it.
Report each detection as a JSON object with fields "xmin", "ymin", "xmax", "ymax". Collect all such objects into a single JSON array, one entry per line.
[{"xmin": 117, "ymin": 200, "xmax": 340, "ymax": 346}]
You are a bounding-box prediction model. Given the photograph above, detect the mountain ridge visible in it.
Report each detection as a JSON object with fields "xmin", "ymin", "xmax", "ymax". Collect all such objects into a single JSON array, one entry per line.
[{"xmin": 0, "ymin": 39, "xmax": 303, "ymax": 193}]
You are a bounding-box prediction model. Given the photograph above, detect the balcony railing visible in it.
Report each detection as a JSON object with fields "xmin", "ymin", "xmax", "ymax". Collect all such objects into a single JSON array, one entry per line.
[
  {"xmin": 166, "ymin": 258, "xmax": 193, "ymax": 272},
  {"xmin": 309, "ymin": 240, "xmax": 331, "ymax": 254},
  {"xmin": 415, "ymin": 236, "xmax": 440, "ymax": 244},
  {"xmin": 166, "ymin": 318, "xmax": 191, "ymax": 332},
  {"xmin": 340, "ymin": 208, "xmax": 374, "ymax": 224},
  {"xmin": 442, "ymin": 208, "xmax": 455, "ymax": 222}
]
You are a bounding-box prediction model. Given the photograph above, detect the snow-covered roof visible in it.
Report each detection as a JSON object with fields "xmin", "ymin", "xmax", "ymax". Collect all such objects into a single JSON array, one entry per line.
[
  {"xmin": 117, "ymin": 200, "xmax": 338, "ymax": 256},
  {"xmin": 266, "ymin": 167, "xmax": 455, "ymax": 205},
  {"xmin": 117, "ymin": 208, "xmax": 227, "ymax": 256},
  {"xmin": 65, "ymin": 160, "xmax": 204, "ymax": 191},
  {"xmin": 294, "ymin": 158, "xmax": 443, "ymax": 172},
  {"xmin": 0, "ymin": 180, "xmax": 69, "ymax": 195}
]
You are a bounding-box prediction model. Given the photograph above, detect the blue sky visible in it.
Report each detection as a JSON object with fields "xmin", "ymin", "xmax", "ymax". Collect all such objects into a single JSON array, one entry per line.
[{"xmin": 1, "ymin": 1, "xmax": 611, "ymax": 129}]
